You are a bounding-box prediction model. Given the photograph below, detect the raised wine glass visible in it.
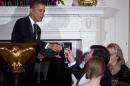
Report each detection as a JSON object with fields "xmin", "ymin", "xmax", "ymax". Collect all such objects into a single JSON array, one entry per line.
[
  {"xmin": 55, "ymin": 42, "xmax": 64, "ymax": 58},
  {"xmin": 64, "ymin": 46, "xmax": 71, "ymax": 63}
]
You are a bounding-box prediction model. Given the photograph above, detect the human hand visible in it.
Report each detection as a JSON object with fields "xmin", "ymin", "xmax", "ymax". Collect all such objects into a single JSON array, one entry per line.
[
  {"xmin": 64, "ymin": 48, "xmax": 75, "ymax": 63},
  {"xmin": 37, "ymin": 52, "xmax": 45, "ymax": 61},
  {"xmin": 48, "ymin": 43, "xmax": 63, "ymax": 52}
]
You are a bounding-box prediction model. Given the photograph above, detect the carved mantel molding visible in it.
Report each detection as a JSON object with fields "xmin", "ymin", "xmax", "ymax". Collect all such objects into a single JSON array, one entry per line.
[{"xmin": 0, "ymin": 6, "xmax": 118, "ymax": 18}]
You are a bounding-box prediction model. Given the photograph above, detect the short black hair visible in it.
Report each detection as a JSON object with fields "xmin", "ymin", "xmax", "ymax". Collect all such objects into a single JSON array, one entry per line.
[
  {"xmin": 90, "ymin": 45, "xmax": 107, "ymax": 50},
  {"xmin": 30, "ymin": 0, "xmax": 44, "ymax": 9},
  {"xmin": 90, "ymin": 45, "xmax": 110, "ymax": 64}
]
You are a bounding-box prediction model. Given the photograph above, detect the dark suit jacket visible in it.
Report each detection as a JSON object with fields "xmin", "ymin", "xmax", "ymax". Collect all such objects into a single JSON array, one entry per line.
[
  {"xmin": 69, "ymin": 63, "xmax": 112, "ymax": 86},
  {"xmin": 12, "ymin": 16, "xmax": 37, "ymax": 42},
  {"xmin": 46, "ymin": 57, "xmax": 72, "ymax": 86},
  {"xmin": 11, "ymin": 16, "xmax": 36, "ymax": 42},
  {"xmin": 11, "ymin": 16, "xmax": 48, "ymax": 51},
  {"xmin": 69, "ymin": 63, "xmax": 84, "ymax": 81}
]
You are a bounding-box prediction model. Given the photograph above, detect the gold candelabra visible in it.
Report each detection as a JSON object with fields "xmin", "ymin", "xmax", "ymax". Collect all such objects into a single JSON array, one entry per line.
[{"xmin": 78, "ymin": 0, "xmax": 97, "ymax": 6}]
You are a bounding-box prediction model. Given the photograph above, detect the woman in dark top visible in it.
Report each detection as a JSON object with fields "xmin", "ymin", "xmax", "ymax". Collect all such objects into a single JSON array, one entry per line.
[
  {"xmin": 113, "ymin": 64, "xmax": 130, "ymax": 85},
  {"xmin": 107, "ymin": 43, "xmax": 130, "ymax": 85}
]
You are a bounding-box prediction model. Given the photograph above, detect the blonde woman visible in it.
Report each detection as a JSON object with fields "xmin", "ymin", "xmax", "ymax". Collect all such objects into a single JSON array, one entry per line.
[
  {"xmin": 80, "ymin": 57, "xmax": 106, "ymax": 86},
  {"xmin": 107, "ymin": 43, "xmax": 130, "ymax": 85}
]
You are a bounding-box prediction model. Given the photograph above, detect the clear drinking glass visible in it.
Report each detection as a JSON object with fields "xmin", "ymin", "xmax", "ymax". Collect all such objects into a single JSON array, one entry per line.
[
  {"xmin": 64, "ymin": 46, "xmax": 71, "ymax": 63},
  {"xmin": 55, "ymin": 42, "xmax": 64, "ymax": 58}
]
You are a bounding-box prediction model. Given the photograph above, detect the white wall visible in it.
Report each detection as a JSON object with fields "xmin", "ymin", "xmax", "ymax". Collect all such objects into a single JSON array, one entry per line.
[
  {"xmin": 104, "ymin": 0, "xmax": 129, "ymax": 62},
  {"xmin": 128, "ymin": 1, "xmax": 130, "ymax": 68}
]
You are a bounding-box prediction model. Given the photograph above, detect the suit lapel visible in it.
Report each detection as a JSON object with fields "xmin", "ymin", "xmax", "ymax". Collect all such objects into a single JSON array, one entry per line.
[{"xmin": 25, "ymin": 16, "xmax": 36, "ymax": 41}]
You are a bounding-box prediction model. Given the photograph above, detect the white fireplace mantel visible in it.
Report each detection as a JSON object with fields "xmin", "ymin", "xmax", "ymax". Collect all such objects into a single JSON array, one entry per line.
[
  {"xmin": 0, "ymin": 6, "xmax": 118, "ymax": 52},
  {"xmin": 0, "ymin": 6, "xmax": 118, "ymax": 17}
]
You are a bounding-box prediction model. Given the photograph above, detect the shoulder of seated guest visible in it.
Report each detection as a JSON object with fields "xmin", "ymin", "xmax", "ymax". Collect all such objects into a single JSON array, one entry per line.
[{"xmin": 120, "ymin": 65, "xmax": 130, "ymax": 72}]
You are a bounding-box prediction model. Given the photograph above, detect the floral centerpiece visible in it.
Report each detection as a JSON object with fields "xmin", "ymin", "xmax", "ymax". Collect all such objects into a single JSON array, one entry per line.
[
  {"xmin": 0, "ymin": 0, "xmax": 65, "ymax": 6},
  {"xmin": 43, "ymin": 0, "xmax": 65, "ymax": 5}
]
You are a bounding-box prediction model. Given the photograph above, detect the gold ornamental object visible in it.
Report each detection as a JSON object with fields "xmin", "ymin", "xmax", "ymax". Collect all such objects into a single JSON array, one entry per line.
[
  {"xmin": 78, "ymin": 0, "xmax": 97, "ymax": 6},
  {"xmin": 0, "ymin": 46, "xmax": 35, "ymax": 71},
  {"xmin": 0, "ymin": 43, "xmax": 36, "ymax": 86}
]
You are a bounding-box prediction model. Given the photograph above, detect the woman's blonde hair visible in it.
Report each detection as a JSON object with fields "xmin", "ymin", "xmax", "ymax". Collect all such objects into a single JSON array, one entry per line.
[
  {"xmin": 107, "ymin": 43, "xmax": 125, "ymax": 65},
  {"xmin": 85, "ymin": 56, "xmax": 106, "ymax": 79}
]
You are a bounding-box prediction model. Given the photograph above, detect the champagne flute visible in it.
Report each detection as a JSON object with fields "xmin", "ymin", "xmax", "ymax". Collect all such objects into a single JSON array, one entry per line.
[
  {"xmin": 64, "ymin": 46, "xmax": 71, "ymax": 63},
  {"xmin": 55, "ymin": 52, "xmax": 61, "ymax": 58},
  {"xmin": 55, "ymin": 42, "xmax": 64, "ymax": 58},
  {"xmin": 64, "ymin": 56, "xmax": 69, "ymax": 63}
]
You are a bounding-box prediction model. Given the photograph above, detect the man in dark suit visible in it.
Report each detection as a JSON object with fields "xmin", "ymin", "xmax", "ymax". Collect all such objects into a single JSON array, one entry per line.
[
  {"xmin": 64, "ymin": 45, "xmax": 112, "ymax": 86},
  {"xmin": 11, "ymin": 0, "xmax": 63, "ymax": 86},
  {"xmin": 11, "ymin": 0, "xmax": 62, "ymax": 52}
]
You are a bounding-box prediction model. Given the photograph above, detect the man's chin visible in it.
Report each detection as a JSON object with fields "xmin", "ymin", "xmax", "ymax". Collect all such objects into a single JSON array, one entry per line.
[
  {"xmin": 37, "ymin": 19, "xmax": 43, "ymax": 22},
  {"xmin": 37, "ymin": 20, "xmax": 42, "ymax": 22}
]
